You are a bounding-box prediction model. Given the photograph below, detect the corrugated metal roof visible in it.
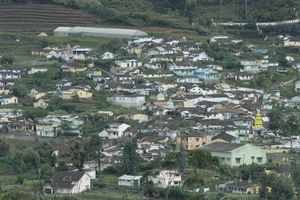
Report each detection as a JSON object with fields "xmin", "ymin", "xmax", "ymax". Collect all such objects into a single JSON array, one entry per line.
[{"xmin": 54, "ymin": 26, "xmax": 147, "ymax": 37}]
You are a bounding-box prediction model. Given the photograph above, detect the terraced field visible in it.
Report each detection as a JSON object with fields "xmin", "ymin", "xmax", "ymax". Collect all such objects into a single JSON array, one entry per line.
[{"xmin": 0, "ymin": 4, "xmax": 102, "ymax": 34}]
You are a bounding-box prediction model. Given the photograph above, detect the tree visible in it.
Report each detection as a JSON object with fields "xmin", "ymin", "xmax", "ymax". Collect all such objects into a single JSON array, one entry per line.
[
  {"xmin": 12, "ymin": 84, "xmax": 28, "ymax": 98},
  {"xmin": 293, "ymin": 167, "xmax": 300, "ymax": 200},
  {"xmin": 10, "ymin": 148, "xmax": 40, "ymax": 174},
  {"xmin": 0, "ymin": 55, "xmax": 14, "ymax": 65},
  {"xmin": 238, "ymin": 164, "xmax": 265, "ymax": 182},
  {"xmin": 188, "ymin": 149, "xmax": 219, "ymax": 169},
  {"xmin": 259, "ymin": 173, "xmax": 294, "ymax": 200},
  {"xmin": 268, "ymin": 109, "xmax": 283, "ymax": 130},
  {"xmin": 162, "ymin": 151, "xmax": 187, "ymax": 172},
  {"xmin": 23, "ymin": 108, "xmax": 48, "ymax": 120},
  {"xmin": 87, "ymin": 134, "xmax": 103, "ymax": 172},
  {"xmin": 184, "ymin": 174, "xmax": 204, "ymax": 190},
  {"xmin": 69, "ymin": 140, "xmax": 87, "ymax": 170},
  {"xmin": 120, "ymin": 139, "xmax": 139, "ymax": 175},
  {"xmin": 0, "ymin": 139, "xmax": 9, "ymax": 157}
]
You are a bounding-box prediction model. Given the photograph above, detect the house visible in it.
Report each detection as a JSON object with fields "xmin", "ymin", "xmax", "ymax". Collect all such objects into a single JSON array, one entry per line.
[
  {"xmin": 149, "ymin": 170, "xmax": 182, "ymax": 188},
  {"xmin": 43, "ymin": 171, "xmax": 91, "ymax": 194},
  {"xmin": 190, "ymin": 52, "xmax": 213, "ymax": 62},
  {"xmin": 201, "ymin": 142, "xmax": 266, "ymax": 167},
  {"xmin": 60, "ymin": 87, "xmax": 93, "ymax": 99},
  {"xmin": 130, "ymin": 114, "xmax": 149, "ymax": 123},
  {"xmin": 283, "ymin": 96, "xmax": 300, "ymax": 109},
  {"xmin": 295, "ymin": 81, "xmax": 300, "ymax": 93},
  {"xmin": 212, "ymin": 132, "xmax": 238, "ymax": 143},
  {"xmin": 86, "ymin": 68, "xmax": 102, "ymax": 78},
  {"xmin": 34, "ymin": 99, "xmax": 49, "ymax": 109},
  {"xmin": 223, "ymin": 181, "xmax": 260, "ymax": 194},
  {"xmin": 0, "ymin": 96, "xmax": 18, "ymax": 105},
  {"xmin": 234, "ymin": 72, "xmax": 254, "ymax": 81},
  {"xmin": 240, "ymin": 60, "xmax": 260, "ymax": 73},
  {"xmin": 115, "ymin": 60, "xmax": 142, "ymax": 68},
  {"xmin": 76, "ymin": 88, "xmax": 93, "ymax": 99},
  {"xmin": 284, "ymin": 37, "xmax": 300, "ymax": 47},
  {"xmin": 102, "ymin": 52, "xmax": 115, "ymax": 60},
  {"xmin": 61, "ymin": 64, "xmax": 87, "ymax": 73},
  {"xmin": 107, "ymin": 93, "xmax": 145, "ymax": 108},
  {"xmin": 28, "ymin": 89, "xmax": 46, "ymax": 100},
  {"xmin": 28, "ymin": 68, "xmax": 48, "ymax": 75},
  {"xmin": 118, "ymin": 175, "xmax": 142, "ymax": 188},
  {"xmin": 0, "ymin": 67, "xmax": 21, "ymax": 79},
  {"xmin": 173, "ymin": 68, "xmax": 219, "ymax": 81},
  {"xmin": 98, "ymin": 123, "xmax": 131, "ymax": 139},
  {"xmin": 35, "ymin": 123, "xmax": 58, "ymax": 137},
  {"xmin": 177, "ymin": 131, "xmax": 211, "ymax": 150}
]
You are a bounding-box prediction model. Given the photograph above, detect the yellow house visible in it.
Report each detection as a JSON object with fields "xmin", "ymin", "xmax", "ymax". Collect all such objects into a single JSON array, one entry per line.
[
  {"xmin": 34, "ymin": 99, "xmax": 48, "ymax": 109},
  {"xmin": 225, "ymin": 181, "xmax": 271, "ymax": 194},
  {"xmin": 28, "ymin": 89, "xmax": 46, "ymax": 100},
  {"xmin": 0, "ymin": 87, "xmax": 10, "ymax": 95},
  {"xmin": 76, "ymin": 89, "xmax": 93, "ymax": 99},
  {"xmin": 92, "ymin": 69, "xmax": 102, "ymax": 77},
  {"xmin": 134, "ymin": 48, "xmax": 142, "ymax": 58},
  {"xmin": 61, "ymin": 64, "xmax": 87, "ymax": 73},
  {"xmin": 61, "ymin": 88, "xmax": 93, "ymax": 100}
]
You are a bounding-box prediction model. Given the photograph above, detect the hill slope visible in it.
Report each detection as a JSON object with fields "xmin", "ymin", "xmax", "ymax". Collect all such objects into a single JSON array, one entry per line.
[{"xmin": 0, "ymin": 4, "xmax": 102, "ymax": 34}]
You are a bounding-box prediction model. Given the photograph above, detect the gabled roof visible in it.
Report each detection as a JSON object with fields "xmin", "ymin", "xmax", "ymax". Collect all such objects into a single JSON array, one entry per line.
[
  {"xmin": 201, "ymin": 142, "xmax": 244, "ymax": 153},
  {"xmin": 51, "ymin": 171, "xmax": 87, "ymax": 189},
  {"xmin": 212, "ymin": 132, "xmax": 236, "ymax": 142}
]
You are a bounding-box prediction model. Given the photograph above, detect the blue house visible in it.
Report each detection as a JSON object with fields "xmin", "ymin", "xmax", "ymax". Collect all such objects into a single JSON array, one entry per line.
[{"xmin": 173, "ymin": 68, "xmax": 219, "ymax": 81}]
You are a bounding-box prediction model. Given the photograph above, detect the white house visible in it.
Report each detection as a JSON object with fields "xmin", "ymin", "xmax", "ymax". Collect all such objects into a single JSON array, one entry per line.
[
  {"xmin": 107, "ymin": 94, "xmax": 146, "ymax": 108},
  {"xmin": 98, "ymin": 123, "xmax": 131, "ymax": 139},
  {"xmin": 28, "ymin": 68, "xmax": 48, "ymax": 75},
  {"xmin": 35, "ymin": 123, "xmax": 58, "ymax": 137},
  {"xmin": 102, "ymin": 52, "xmax": 115, "ymax": 60},
  {"xmin": 295, "ymin": 81, "xmax": 300, "ymax": 93},
  {"xmin": 44, "ymin": 171, "xmax": 91, "ymax": 195},
  {"xmin": 115, "ymin": 60, "xmax": 142, "ymax": 68},
  {"xmin": 118, "ymin": 175, "xmax": 142, "ymax": 188},
  {"xmin": 234, "ymin": 72, "xmax": 254, "ymax": 81},
  {"xmin": 202, "ymin": 142, "xmax": 266, "ymax": 167},
  {"xmin": 0, "ymin": 96, "xmax": 18, "ymax": 105},
  {"xmin": 190, "ymin": 52, "xmax": 214, "ymax": 62},
  {"xmin": 149, "ymin": 170, "xmax": 182, "ymax": 188}
]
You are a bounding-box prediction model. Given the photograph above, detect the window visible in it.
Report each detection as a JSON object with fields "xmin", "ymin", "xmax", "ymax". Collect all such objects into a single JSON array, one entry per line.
[
  {"xmin": 196, "ymin": 138, "xmax": 199, "ymax": 142},
  {"xmin": 251, "ymin": 156, "xmax": 255, "ymax": 163},
  {"xmin": 257, "ymin": 157, "xmax": 263, "ymax": 163},
  {"xmin": 236, "ymin": 158, "xmax": 241, "ymax": 164}
]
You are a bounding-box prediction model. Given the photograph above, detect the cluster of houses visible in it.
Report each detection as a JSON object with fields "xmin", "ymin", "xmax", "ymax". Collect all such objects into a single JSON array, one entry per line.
[{"xmin": 2, "ymin": 34, "xmax": 300, "ymax": 197}]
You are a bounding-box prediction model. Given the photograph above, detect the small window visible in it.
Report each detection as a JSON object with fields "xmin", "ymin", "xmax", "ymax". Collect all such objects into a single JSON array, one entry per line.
[
  {"xmin": 257, "ymin": 157, "xmax": 263, "ymax": 163},
  {"xmin": 196, "ymin": 138, "xmax": 199, "ymax": 142},
  {"xmin": 236, "ymin": 158, "xmax": 241, "ymax": 164}
]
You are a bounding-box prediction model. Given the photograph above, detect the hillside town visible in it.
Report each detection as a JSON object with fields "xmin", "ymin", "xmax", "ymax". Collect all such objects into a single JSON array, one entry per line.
[{"xmin": 1, "ymin": 24, "xmax": 300, "ymax": 200}]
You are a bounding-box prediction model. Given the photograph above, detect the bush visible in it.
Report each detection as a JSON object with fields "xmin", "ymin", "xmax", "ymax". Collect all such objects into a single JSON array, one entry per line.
[
  {"xmin": 94, "ymin": 179, "xmax": 106, "ymax": 189},
  {"xmin": 167, "ymin": 187, "xmax": 187, "ymax": 200},
  {"xmin": 0, "ymin": 139, "xmax": 9, "ymax": 157},
  {"xmin": 103, "ymin": 166, "xmax": 118, "ymax": 175}
]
